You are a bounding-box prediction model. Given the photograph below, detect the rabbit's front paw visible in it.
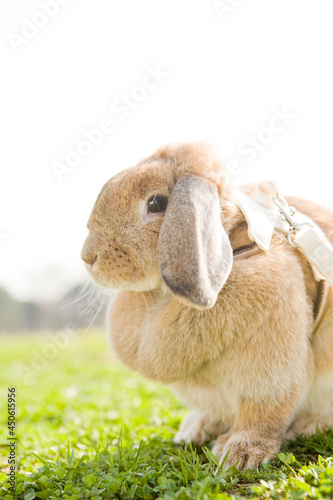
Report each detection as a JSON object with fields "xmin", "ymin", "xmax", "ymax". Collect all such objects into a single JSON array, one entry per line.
[
  {"xmin": 174, "ymin": 411, "xmax": 225, "ymax": 446},
  {"xmin": 212, "ymin": 431, "xmax": 280, "ymax": 471}
]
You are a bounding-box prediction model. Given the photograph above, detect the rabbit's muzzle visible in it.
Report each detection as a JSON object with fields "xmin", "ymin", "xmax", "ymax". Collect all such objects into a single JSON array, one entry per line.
[
  {"xmin": 81, "ymin": 231, "xmax": 132, "ymax": 284},
  {"xmin": 81, "ymin": 229, "xmax": 161, "ymax": 291}
]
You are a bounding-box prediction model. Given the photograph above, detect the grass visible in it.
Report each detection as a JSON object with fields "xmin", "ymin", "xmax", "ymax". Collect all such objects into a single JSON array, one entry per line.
[{"xmin": 0, "ymin": 331, "xmax": 333, "ymax": 499}]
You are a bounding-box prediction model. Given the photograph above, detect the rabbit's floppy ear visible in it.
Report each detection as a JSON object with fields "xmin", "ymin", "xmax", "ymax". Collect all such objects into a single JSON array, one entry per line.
[{"xmin": 158, "ymin": 175, "xmax": 233, "ymax": 310}]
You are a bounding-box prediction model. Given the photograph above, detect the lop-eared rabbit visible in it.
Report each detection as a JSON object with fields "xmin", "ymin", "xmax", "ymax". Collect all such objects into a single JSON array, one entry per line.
[{"xmin": 81, "ymin": 143, "xmax": 333, "ymax": 470}]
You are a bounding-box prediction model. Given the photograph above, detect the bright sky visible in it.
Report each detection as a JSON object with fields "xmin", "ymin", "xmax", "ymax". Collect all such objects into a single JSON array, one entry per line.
[{"xmin": 1, "ymin": 0, "xmax": 333, "ymax": 301}]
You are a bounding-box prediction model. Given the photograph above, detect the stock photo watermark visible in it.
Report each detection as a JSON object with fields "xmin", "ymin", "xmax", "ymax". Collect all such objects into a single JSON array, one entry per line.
[
  {"xmin": 6, "ymin": 388, "xmax": 16, "ymax": 494},
  {"xmin": 51, "ymin": 64, "xmax": 169, "ymax": 182},
  {"xmin": 7, "ymin": 0, "xmax": 71, "ymax": 53},
  {"xmin": 212, "ymin": 0, "xmax": 246, "ymax": 21},
  {"xmin": 224, "ymin": 105, "xmax": 296, "ymax": 181},
  {"xmin": 16, "ymin": 285, "xmax": 106, "ymax": 385},
  {"xmin": 16, "ymin": 323, "xmax": 78, "ymax": 385}
]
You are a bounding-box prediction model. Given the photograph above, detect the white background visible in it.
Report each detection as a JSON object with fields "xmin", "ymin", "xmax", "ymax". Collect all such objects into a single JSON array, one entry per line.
[{"xmin": 1, "ymin": 0, "xmax": 332, "ymax": 301}]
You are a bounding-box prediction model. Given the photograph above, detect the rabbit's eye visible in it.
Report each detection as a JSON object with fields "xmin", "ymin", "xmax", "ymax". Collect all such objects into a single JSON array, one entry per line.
[{"xmin": 147, "ymin": 195, "xmax": 168, "ymax": 214}]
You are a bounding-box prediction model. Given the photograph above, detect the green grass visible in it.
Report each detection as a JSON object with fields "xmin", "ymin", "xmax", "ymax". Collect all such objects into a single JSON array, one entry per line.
[{"xmin": 1, "ymin": 331, "xmax": 333, "ymax": 499}]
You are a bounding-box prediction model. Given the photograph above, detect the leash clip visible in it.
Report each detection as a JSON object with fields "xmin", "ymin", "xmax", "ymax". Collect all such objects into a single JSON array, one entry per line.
[{"xmin": 271, "ymin": 182, "xmax": 311, "ymax": 247}]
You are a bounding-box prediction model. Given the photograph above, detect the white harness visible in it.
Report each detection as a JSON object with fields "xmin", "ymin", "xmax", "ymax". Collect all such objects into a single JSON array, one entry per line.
[{"xmin": 232, "ymin": 181, "xmax": 333, "ymax": 331}]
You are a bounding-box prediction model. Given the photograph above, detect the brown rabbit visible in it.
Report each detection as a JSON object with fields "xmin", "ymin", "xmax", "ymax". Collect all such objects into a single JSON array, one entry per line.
[{"xmin": 81, "ymin": 142, "xmax": 333, "ymax": 470}]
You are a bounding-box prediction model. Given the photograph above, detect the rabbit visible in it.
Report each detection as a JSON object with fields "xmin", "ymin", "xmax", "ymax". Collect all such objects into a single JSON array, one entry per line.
[{"xmin": 81, "ymin": 142, "xmax": 333, "ymax": 470}]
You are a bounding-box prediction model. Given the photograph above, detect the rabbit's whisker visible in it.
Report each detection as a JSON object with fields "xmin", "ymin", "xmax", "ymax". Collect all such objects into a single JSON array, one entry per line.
[
  {"xmin": 61, "ymin": 287, "xmax": 93, "ymax": 309},
  {"xmin": 79, "ymin": 295, "xmax": 106, "ymax": 340}
]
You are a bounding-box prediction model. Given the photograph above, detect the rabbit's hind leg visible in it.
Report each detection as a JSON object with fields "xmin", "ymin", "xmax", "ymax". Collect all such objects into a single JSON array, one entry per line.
[
  {"xmin": 287, "ymin": 372, "xmax": 333, "ymax": 438},
  {"xmin": 288, "ymin": 317, "xmax": 333, "ymax": 438}
]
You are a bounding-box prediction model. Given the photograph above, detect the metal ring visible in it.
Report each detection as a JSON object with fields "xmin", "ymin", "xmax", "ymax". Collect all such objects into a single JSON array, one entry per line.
[
  {"xmin": 288, "ymin": 223, "xmax": 313, "ymax": 247},
  {"xmin": 288, "ymin": 229, "xmax": 298, "ymax": 247}
]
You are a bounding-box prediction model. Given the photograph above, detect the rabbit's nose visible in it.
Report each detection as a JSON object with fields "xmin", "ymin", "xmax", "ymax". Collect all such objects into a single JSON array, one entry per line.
[
  {"xmin": 81, "ymin": 234, "xmax": 99, "ymax": 266},
  {"xmin": 81, "ymin": 253, "xmax": 97, "ymax": 267}
]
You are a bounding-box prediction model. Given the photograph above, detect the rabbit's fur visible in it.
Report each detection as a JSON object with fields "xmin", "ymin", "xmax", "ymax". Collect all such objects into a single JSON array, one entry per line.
[{"xmin": 81, "ymin": 142, "xmax": 333, "ymax": 470}]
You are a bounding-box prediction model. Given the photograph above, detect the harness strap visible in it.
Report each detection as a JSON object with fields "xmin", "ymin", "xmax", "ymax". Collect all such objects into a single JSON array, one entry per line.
[
  {"xmin": 313, "ymin": 279, "xmax": 329, "ymax": 332},
  {"xmin": 231, "ymin": 182, "xmax": 333, "ymax": 336},
  {"xmin": 232, "ymin": 241, "xmax": 328, "ymax": 332},
  {"xmin": 233, "ymin": 241, "xmax": 257, "ymax": 257}
]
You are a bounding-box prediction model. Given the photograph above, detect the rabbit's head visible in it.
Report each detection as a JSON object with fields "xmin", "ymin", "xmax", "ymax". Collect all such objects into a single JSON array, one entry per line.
[{"xmin": 81, "ymin": 142, "xmax": 233, "ymax": 309}]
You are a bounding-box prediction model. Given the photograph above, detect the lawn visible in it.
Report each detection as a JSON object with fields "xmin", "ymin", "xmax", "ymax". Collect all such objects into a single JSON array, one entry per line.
[{"xmin": 1, "ymin": 330, "xmax": 333, "ymax": 499}]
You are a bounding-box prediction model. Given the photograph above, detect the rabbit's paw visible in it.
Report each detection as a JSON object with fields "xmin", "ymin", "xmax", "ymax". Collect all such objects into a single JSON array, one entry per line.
[
  {"xmin": 174, "ymin": 411, "xmax": 225, "ymax": 446},
  {"xmin": 212, "ymin": 431, "xmax": 280, "ymax": 471},
  {"xmin": 288, "ymin": 414, "xmax": 331, "ymax": 438}
]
